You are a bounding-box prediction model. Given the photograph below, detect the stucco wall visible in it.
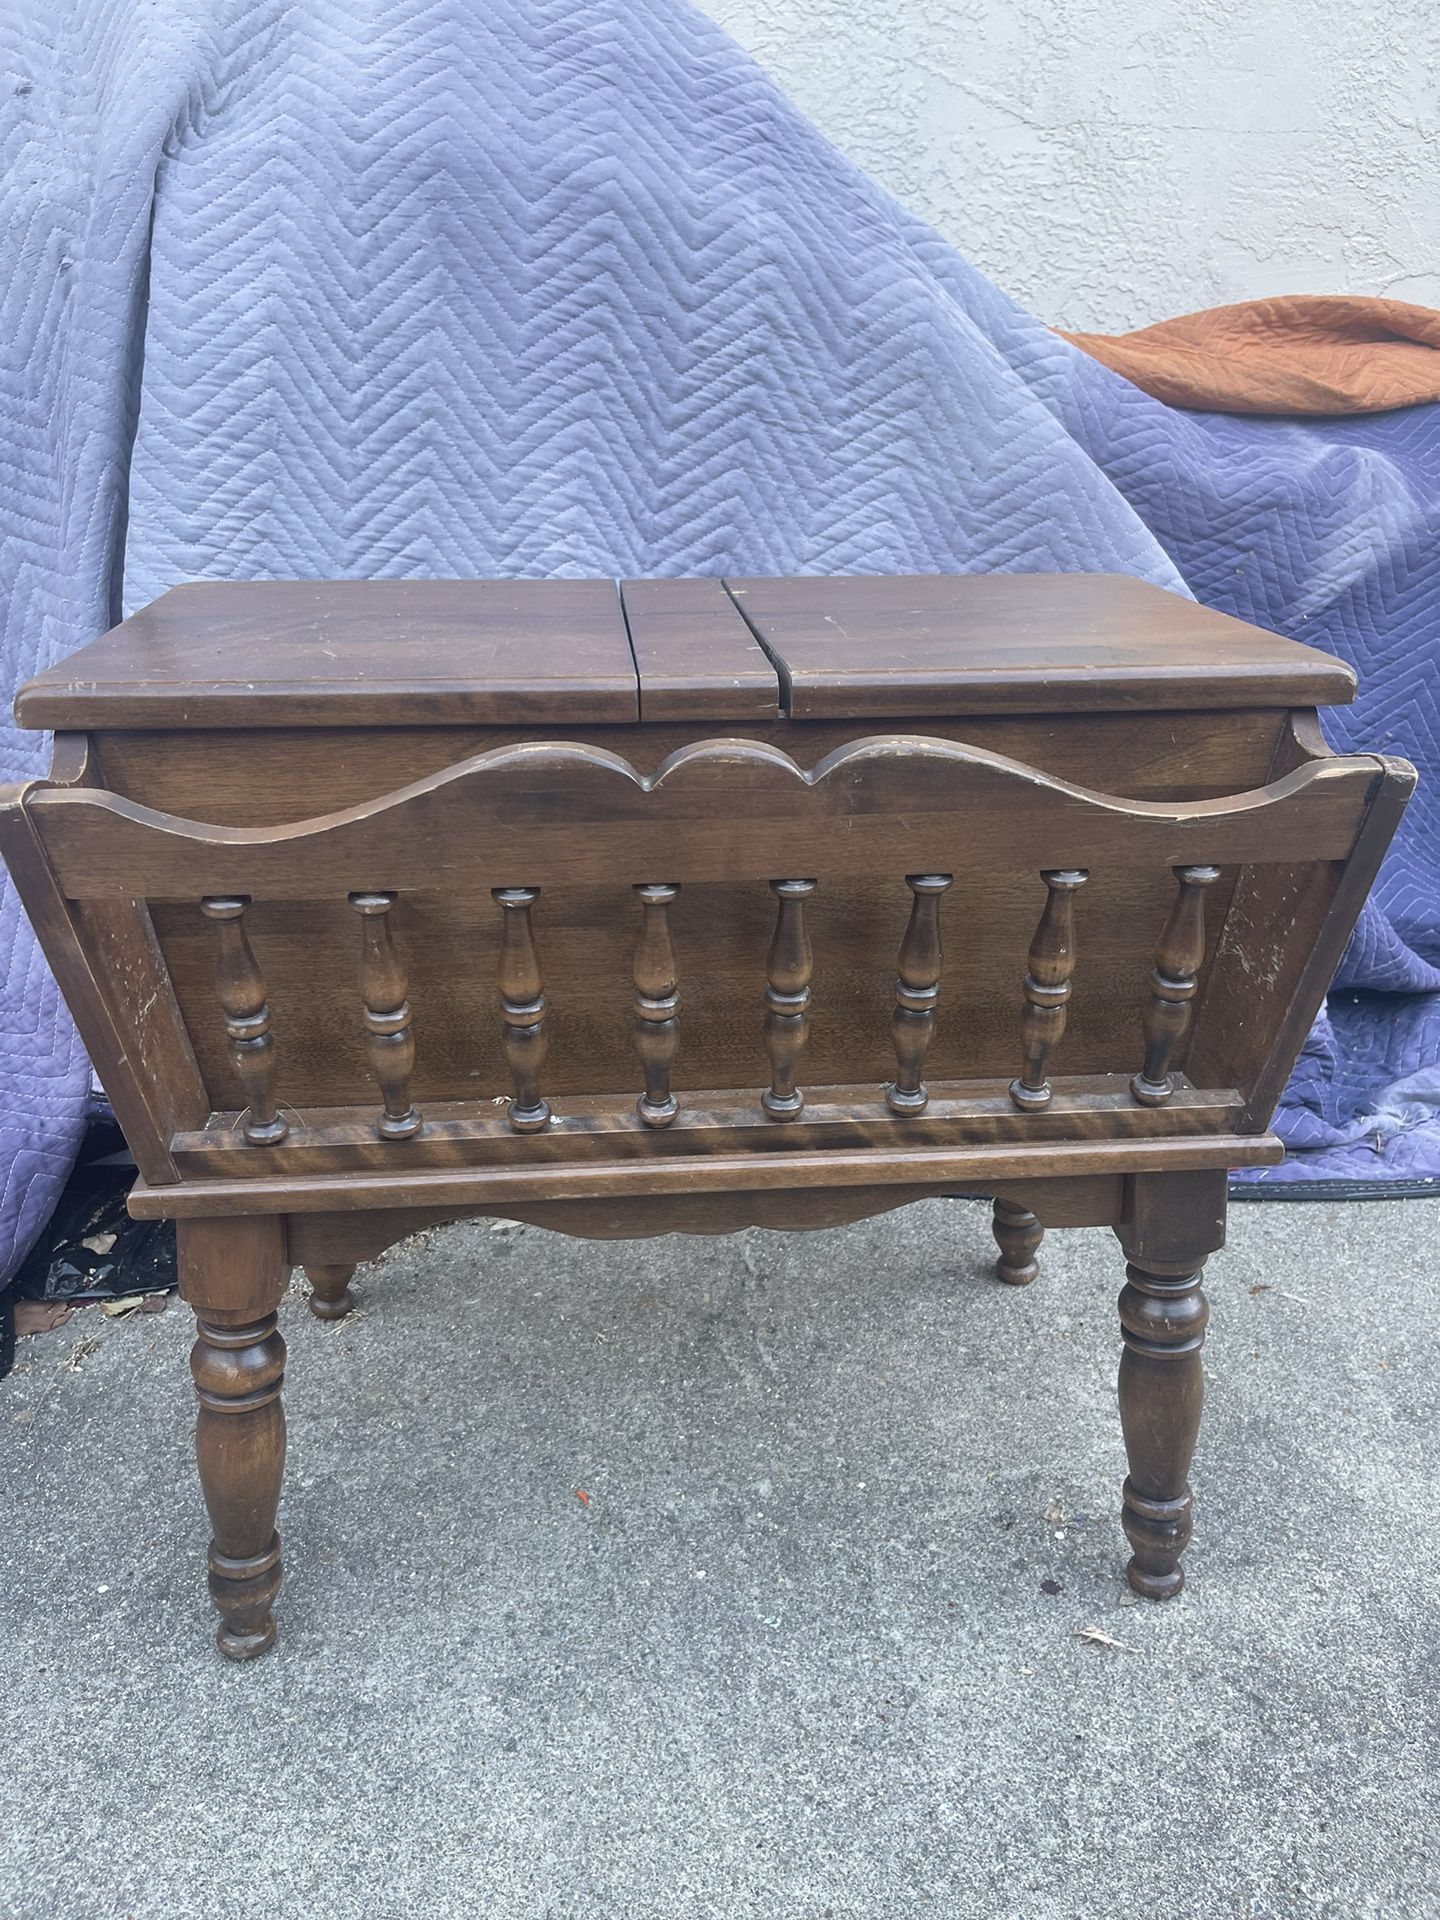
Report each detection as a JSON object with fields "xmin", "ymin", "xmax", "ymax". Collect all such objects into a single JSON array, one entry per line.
[{"xmin": 700, "ymin": 0, "xmax": 1440, "ymax": 331}]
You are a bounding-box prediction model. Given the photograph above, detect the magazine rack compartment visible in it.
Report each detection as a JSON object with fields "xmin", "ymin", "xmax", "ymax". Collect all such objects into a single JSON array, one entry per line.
[{"xmin": 7, "ymin": 731, "xmax": 1409, "ymax": 1217}]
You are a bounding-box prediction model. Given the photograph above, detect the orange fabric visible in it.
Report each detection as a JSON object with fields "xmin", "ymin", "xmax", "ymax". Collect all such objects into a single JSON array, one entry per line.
[{"xmin": 1061, "ymin": 295, "xmax": 1440, "ymax": 416}]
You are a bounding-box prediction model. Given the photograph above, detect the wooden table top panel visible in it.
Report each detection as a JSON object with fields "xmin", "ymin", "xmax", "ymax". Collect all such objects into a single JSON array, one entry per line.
[
  {"xmin": 15, "ymin": 572, "xmax": 1357, "ymax": 733},
  {"xmin": 724, "ymin": 573, "xmax": 1357, "ymax": 717},
  {"xmin": 15, "ymin": 579, "xmax": 643, "ymax": 730},
  {"xmin": 620, "ymin": 578, "xmax": 779, "ymax": 721}
]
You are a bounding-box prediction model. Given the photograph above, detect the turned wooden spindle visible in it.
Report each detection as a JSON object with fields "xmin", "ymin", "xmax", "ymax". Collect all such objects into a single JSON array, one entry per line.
[
  {"xmin": 1131, "ymin": 865, "xmax": 1221, "ymax": 1106},
  {"xmin": 762, "ymin": 878, "xmax": 816, "ymax": 1120},
  {"xmin": 633, "ymin": 882, "xmax": 681, "ymax": 1127},
  {"xmin": 992, "ymin": 1199, "xmax": 1044, "ymax": 1286},
  {"xmin": 493, "ymin": 886, "xmax": 551, "ymax": 1133},
  {"xmin": 1118, "ymin": 1257, "xmax": 1211, "ymax": 1598},
  {"xmin": 1010, "ymin": 869, "xmax": 1087, "ymax": 1111},
  {"xmin": 884, "ymin": 874, "xmax": 952, "ymax": 1115},
  {"xmin": 349, "ymin": 891, "xmax": 422, "ymax": 1140},
  {"xmin": 200, "ymin": 896, "xmax": 287, "ymax": 1144}
]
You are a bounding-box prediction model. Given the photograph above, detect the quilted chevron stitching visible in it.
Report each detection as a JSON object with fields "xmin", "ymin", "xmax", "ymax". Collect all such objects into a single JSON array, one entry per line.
[{"xmin": 2, "ymin": 0, "xmax": 1437, "ymax": 1274}]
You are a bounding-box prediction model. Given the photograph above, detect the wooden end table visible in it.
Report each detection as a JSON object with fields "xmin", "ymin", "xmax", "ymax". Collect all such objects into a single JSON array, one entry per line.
[{"xmin": 3, "ymin": 573, "xmax": 1412, "ymax": 1658}]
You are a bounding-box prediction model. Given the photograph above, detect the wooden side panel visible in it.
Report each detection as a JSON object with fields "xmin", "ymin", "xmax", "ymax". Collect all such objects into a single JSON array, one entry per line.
[
  {"xmin": 281, "ymin": 1172, "xmax": 1127, "ymax": 1264},
  {"xmin": 74, "ymin": 897, "xmax": 209, "ymax": 1134},
  {"xmin": 28, "ymin": 739, "xmax": 1379, "ymax": 899},
  {"xmin": 90, "ymin": 711, "xmax": 1290, "ymax": 824},
  {"xmin": 1187, "ymin": 759, "xmax": 1413, "ymax": 1126},
  {"xmin": 0, "ymin": 753, "xmax": 206, "ymax": 1185}
]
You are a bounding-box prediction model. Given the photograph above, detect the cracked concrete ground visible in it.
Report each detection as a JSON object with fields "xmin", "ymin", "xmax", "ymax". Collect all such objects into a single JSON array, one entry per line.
[{"xmin": 2, "ymin": 1197, "xmax": 1437, "ymax": 1920}]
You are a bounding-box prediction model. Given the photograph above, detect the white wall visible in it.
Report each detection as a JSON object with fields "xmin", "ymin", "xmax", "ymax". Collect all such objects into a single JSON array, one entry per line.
[{"xmin": 700, "ymin": 0, "xmax": 1440, "ymax": 331}]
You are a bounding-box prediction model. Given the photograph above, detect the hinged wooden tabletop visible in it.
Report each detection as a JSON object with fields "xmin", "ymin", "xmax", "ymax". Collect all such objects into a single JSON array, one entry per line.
[
  {"xmin": 17, "ymin": 580, "xmax": 646, "ymax": 730},
  {"xmin": 15, "ymin": 571, "xmax": 1355, "ymax": 731},
  {"xmin": 15, "ymin": 577, "xmax": 781, "ymax": 731},
  {"xmin": 621, "ymin": 578, "xmax": 778, "ymax": 721},
  {"xmin": 725, "ymin": 573, "xmax": 1356, "ymax": 717}
]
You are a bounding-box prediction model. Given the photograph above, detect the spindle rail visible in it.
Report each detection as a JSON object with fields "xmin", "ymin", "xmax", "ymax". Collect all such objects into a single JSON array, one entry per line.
[{"xmin": 132, "ymin": 739, "xmax": 1388, "ymax": 1178}]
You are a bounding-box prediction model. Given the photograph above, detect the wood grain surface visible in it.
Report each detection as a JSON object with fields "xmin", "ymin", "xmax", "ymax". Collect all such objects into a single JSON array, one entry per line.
[{"xmin": 725, "ymin": 573, "xmax": 1357, "ymax": 716}]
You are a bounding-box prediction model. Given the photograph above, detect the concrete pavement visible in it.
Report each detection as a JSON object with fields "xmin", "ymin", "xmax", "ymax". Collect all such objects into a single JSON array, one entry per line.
[{"xmin": 2, "ymin": 1198, "xmax": 1437, "ymax": 1919}]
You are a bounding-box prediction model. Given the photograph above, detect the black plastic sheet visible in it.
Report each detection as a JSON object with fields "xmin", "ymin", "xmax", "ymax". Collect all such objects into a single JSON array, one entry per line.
[{"xmin": 11, "ymin": 1110, "xmax": 175, "ymax": 1306}]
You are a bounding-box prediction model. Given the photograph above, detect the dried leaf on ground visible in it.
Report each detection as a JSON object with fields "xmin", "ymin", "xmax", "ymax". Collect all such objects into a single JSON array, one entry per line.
[
  {"xmin": 15, "ymin": 1301, "xmax": 73, "ymax": 1338},
  {"xmin": 100, "ymin": 1295, "xmax": 145, "ymax": 1320},
  {"xmin": 575, "ymin": 1488, "xmax": 591, "ymax": 1507},
  {"xmin": 1076, "ymin": 1625, "xmax": 1142, "ymax": 1653}
]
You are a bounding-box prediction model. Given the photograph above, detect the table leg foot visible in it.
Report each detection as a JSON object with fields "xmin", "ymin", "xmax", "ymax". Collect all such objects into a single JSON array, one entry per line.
[
  {"xmin": 992, "ymin": 1199, "xmax": 1042, "ymax": 1286},
  {"xmin": 305, "ymin": 1263, "xmax": 358, "ymax": 1321}
]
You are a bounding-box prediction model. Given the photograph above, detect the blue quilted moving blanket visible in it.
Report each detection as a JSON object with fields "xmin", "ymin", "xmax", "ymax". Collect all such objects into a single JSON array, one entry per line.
[{"xmin": 3, "ymin": 0, "xmax": 1437, "ymax": 1279}]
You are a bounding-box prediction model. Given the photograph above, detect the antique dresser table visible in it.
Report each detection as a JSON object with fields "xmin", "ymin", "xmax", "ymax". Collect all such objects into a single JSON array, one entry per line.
[{"xmin": 3, "ymin": 574, "xmax": 1411, "ymax": 1658}]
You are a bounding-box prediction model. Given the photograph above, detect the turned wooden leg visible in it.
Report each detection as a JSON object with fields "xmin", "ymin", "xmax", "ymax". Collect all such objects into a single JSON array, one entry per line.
[
  {"xmin": 992, "ymin": 1198, "xmax": 1043, "ymax": 1285},
  {"xmin": 304, "ymin": 1263, "xmax": 357, "ymax": 1321},
  {"xmin": 178, "ymin": 1216, "xmax": 288, "ymax": 1660},
  {"xmin": 1118, "ymin": 1258, "xmax": 1209, "ymax": 1598},
  {"xmin": 1115, "ymin": 1170, "xmax": 1226, "ymax": 1600}
]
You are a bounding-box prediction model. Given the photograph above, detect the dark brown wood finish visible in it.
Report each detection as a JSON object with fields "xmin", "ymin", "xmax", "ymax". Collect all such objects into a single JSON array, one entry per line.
[
  {"xmin": 129, "ymin": 1127, "xmax": 1283, "ymax": 1219},
  {"xmin": 632, "ymin": 883, "xmax": 681, "ymax": 1127},
  {"xmin": 16, "ymin": 579, "xmax": 642, "ymax": 729},
  {"xmin": 178, "ymin": 1214, "xmax": 289, "ymax": 1658},
  {"xmin": 494, "ymin": 887, "xmax": 551, "ymax": 1133},
  {"xmin": 884, "ymin": 874, "xmax": 951, "ymax": 1115},
  {"xmin": 991, "ymin": 1198, "xmax": 1043, "ymax": 1286},
  {"xmin": 0, "ymin": 738, "xmax": 205, "ymax": 1186},
  {"xmin": 138, "ymin": 873, "xmax": 1223, "ymax": 1112},
  {"xmin": 1114, "ymin": 1169, "xmax": 1227, "ymax": 1598},
  {"xmin": 20, "ymin": 575, "xmax": 1357, "ymax": 733},
  {"xmin": 2, "ymin": 573, "xmax": 1410, "ymax": 1658},
  {"xmin": 350, "ymin": 891, "xmax": 422, "ymax": 1140},
  {"xmin": 726, "ymin": 573, "xmax": 1358, "ymax": 717},
  {"xmin": 621, "ymin": 578, "xmax": 779, "ymax": 722},
  {"xmin": 762, "ymin": 878, "xmax": 816, "ymax": 1119},
  {"xmin": 1010, "ymin": 869, "xmax": 1086, "ymax": 1110},
  {"xmin": 303, "ymin": 1263, "xmax": 359, "ymax": 1321},
  {"xmin": 199, "ymin": 897, "xmax": 288, "ymax": 1145},
  {"xmin": 88, "ymin": 707, "xmax": 1302, "ymax": 822},
  {"xmin": 24, "ymin": 739, "xmax": 1384, "ymax": 899},
  {"xmin": 1130, "ymin": 865, "xmax": 1221, "ymax": 1106},
  {"xmin": 1187, "ymin": 724, "xmax": 1417, "ymax": 1129},
  {"xmin": 280, "ymin": 1174, "xmax": 1127, "ymax": 1269},
  {"xmin": 164, "ymin": 1076, "xmax": 1251, "ymax": 1173}
]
